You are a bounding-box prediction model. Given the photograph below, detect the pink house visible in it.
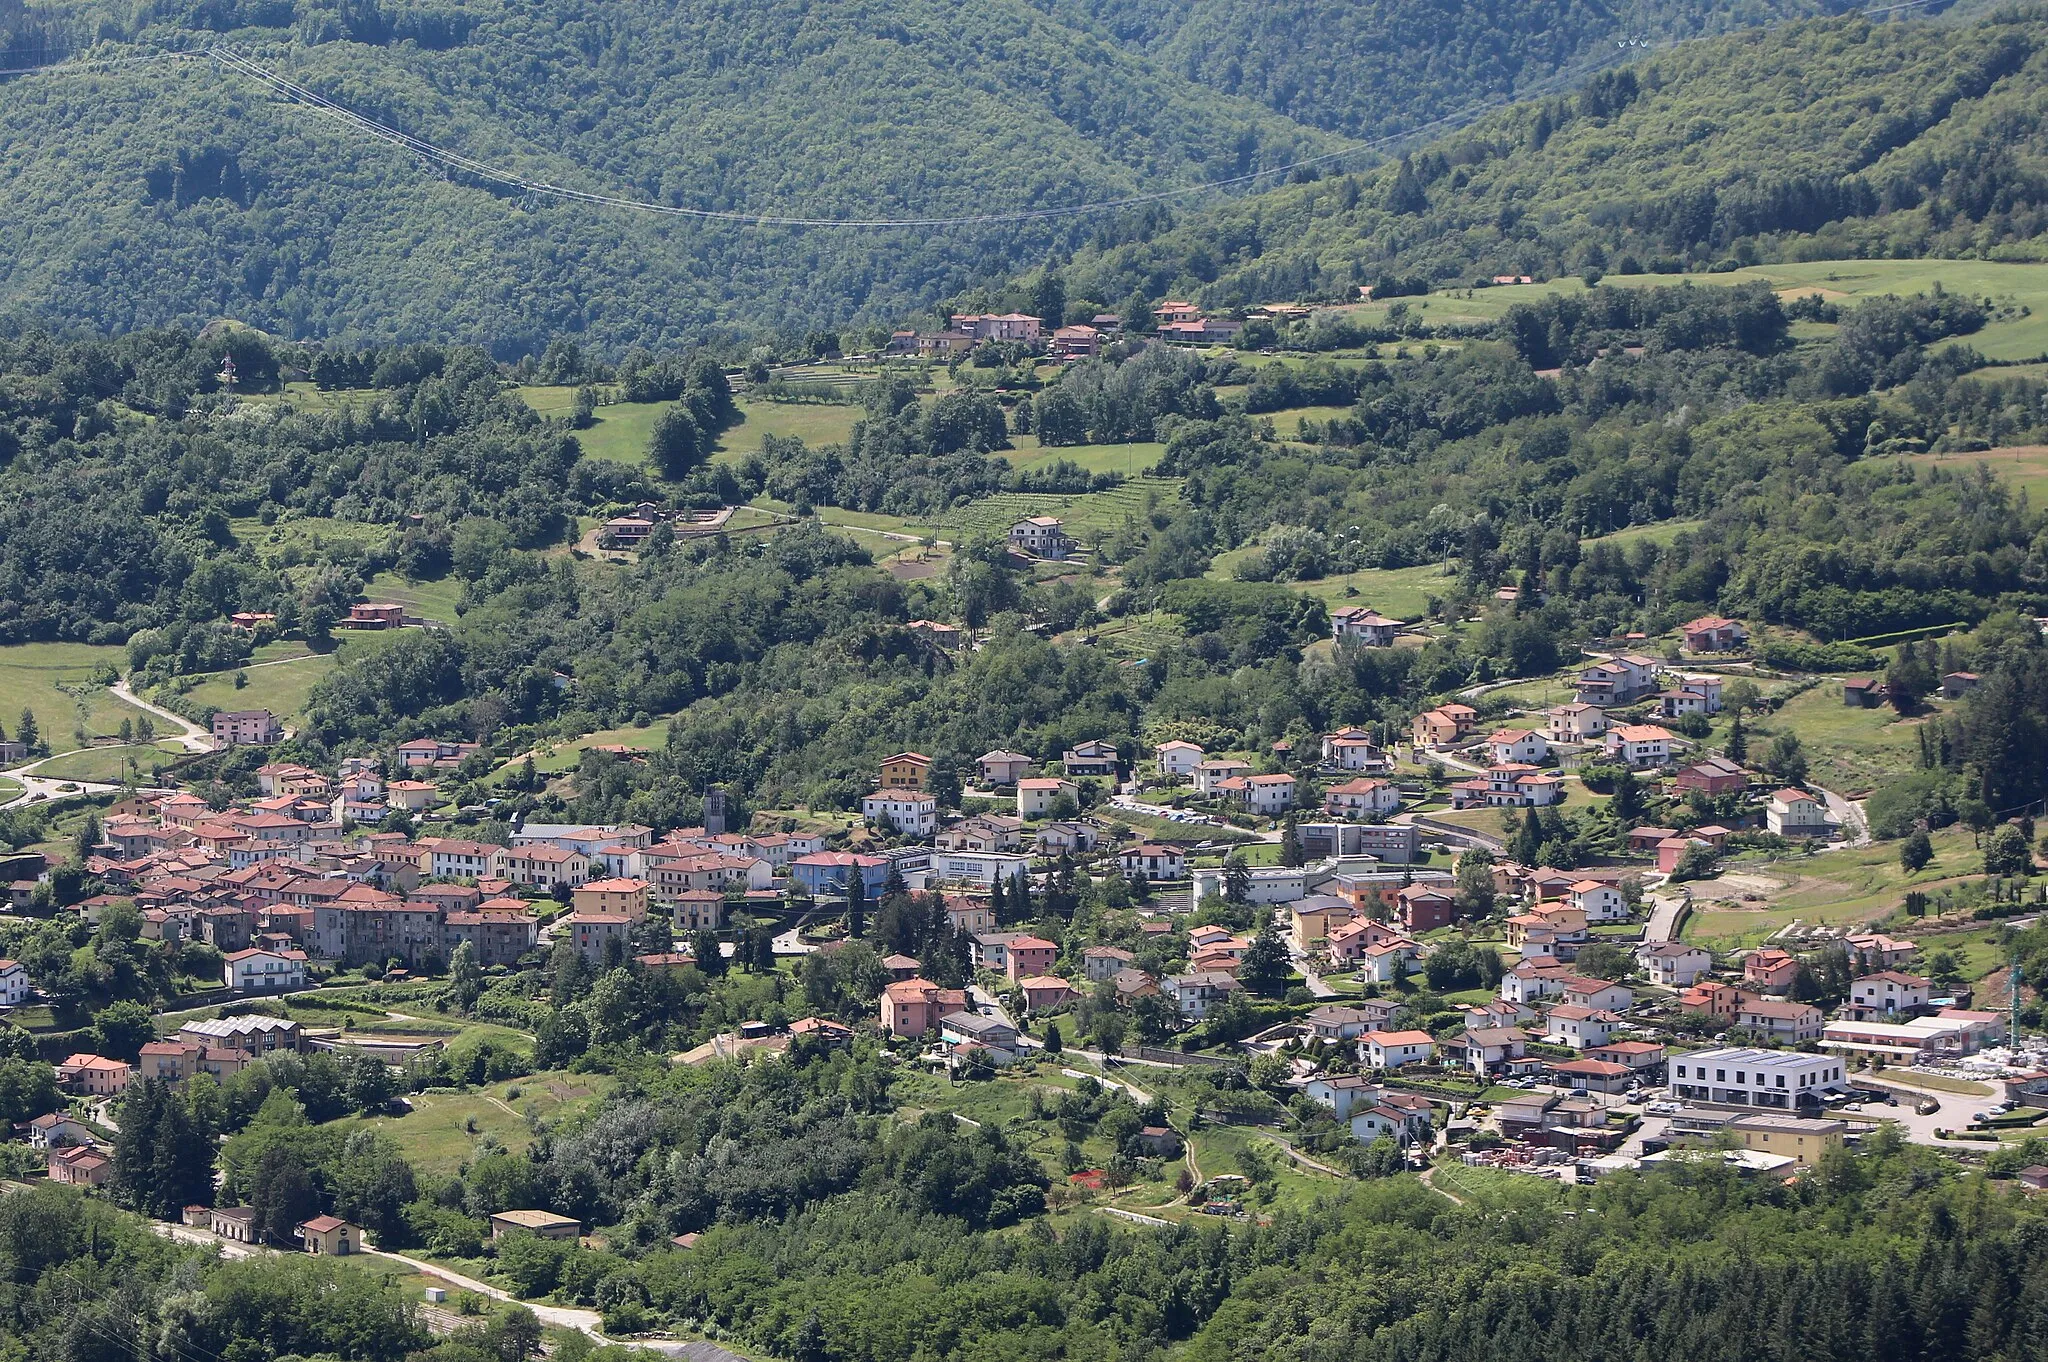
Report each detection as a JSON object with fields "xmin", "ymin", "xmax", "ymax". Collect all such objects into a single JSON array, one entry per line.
[
  {"xmin": 880, "ymin": 978, "xmax": 970, "ymax": 1038},
  {"xmin": 1017, "ymin": 976, "xmax": 1078, "ymax": 1011},
  {"xmin": 1004, "ymin": 935, "xmax": 1058, "ymax": 981}
]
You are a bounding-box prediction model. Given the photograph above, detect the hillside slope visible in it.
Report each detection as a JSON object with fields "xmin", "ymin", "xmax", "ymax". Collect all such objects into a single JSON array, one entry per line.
[
  {"xmin": 1040, "ymin": 8, "xmax": 2048, "ymax": 310},
  {"xmin": 0, "ymin": 0, "xmax": 1901, "ymax": 349}
]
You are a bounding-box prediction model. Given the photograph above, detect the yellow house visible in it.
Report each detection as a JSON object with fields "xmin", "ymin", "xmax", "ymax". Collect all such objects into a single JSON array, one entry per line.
[
  {"xmin": 880, "ymin": 752, "xmax": 933, "ymax": 791},
  {"xmin": 1290, "ymin": 898, "xmax": 1356, "ymax": 954},
  {"xmin": 296, "ymin": 1215, "xmax": 356, "ymax": 1256},
  {"xmin": 572, "ymin": 877, "xmax": 651, "ymax": 919},
  {"xmin": 1726, "ymin": 1115, "xmax": 1846, "ymax": 1162}
]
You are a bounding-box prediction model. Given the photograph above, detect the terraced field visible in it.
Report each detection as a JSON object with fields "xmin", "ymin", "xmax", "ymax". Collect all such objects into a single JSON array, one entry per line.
[{"xmin": 941, "ymin": 477, "xmax": 1183, "ymax": 544}]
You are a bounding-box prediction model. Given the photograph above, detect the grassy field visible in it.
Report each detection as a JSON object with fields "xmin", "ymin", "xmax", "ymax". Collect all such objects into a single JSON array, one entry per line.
[
  {"xmin": 28, "ymin": 741, "xmax": 186, "ymax": 782},
  {"xmin": 360, "ymin": 572, "xmax": 465, "ymax": 624},
  {"xmin": 169, "ymin": 631, "xmax": 404, "ymax": 726},
  {"xmin": 1424, "ymin": 1160, "xmax": 1567, "ymax": 1210},
  {"xmin": 1427, "ymin": 777, "xmax": 1607, "ymax": 834},
  {"xmin": 1265, "ymin": 405, "xmax": 1354, "ymax": 439},
  {"xmin": 493, "ymin": 719, "xmax": 672, "ymax": 782},
  {"xmin": 1328, "ymin": 259, "xmax": 2048, "ymax": 362},
  {"xmin": 1762, "ymin": 683, "xmax": 1939, "ymax": 797},
  {"xmin": 0, "ymin": 642, "xmax": 151, "ymax": 752},
  {"xmin": 1682, "ymin": 826, "xmax": 1979, "ymax": 944},
  {"xmin": 1284, "ymin": 564, "xmax": 1460, "ymax": 621},
  {"xmin": 1006, "ymin": 438, "xmax": 1166, "ymax": 477},
  {"xmin": 352, "ymin": 1073, "xmax": 613, "ymax": 1174},
  {"xmin": 227, "ymin": 514, "xmax": 386, "ymax": 560},
  {"xmin": 1903, "ymin": 445, "xmax": 2048, "ymax": 504},
  {"xmin": 714, "ymin": 399, "xmax": 863, "ymax": 459}
]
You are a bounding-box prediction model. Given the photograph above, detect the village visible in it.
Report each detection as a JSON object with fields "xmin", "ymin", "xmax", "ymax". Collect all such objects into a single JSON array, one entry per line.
[{"xmin": 7, "ymin": 590, "xmax": 2041, "ymax": 1227}]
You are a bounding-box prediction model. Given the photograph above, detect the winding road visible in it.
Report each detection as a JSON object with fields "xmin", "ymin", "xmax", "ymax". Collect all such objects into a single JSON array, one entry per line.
[{"xmin": 111, "ymin": 679, "xmax": 212, "ymax": 752}]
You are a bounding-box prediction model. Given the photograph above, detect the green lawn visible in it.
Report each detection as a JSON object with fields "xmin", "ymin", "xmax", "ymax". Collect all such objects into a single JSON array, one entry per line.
[
  {"xmin": 714, "ymin": 399, "xmax": 863, "ymax": 460},
  {"xmin": 169, "ymin": 632, "xmax": 402, "ymax": 726},
  {"xmin": 351, "ymin": 1073, "xmax": 613, "ymax": 1174},
  {"xmin": 1006, "ymin": 438, "xmax": 1166, "ymax": 477},
  {"xmin": 1762, "ymin": 683, "xmax": 1939, "ymax": 797},
  {"xmin": 1682, "ymin": 826, "xmax": 1979, "ymax": 944},
  {"xmin": 28, "ymin": 742, "xmax": 186, "ymax": 783},
  {"xmin": 361, "ymin": 571, "xmax": 465, "ymax": 624},
  {"xmin": 0, "ymin": 642, "xmax": 151, "ymax": 752},
  {"xmin": 1265, "ymin": 406, "xmax": 1354, "ymax": 439},
  {"xmin": 1201, "ymin": 559, "xmax": 1457, "ymax": 621}
]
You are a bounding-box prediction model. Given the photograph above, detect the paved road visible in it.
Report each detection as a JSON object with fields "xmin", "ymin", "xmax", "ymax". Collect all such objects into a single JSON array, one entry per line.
[
  {"xmin": 1812, "ymin": 783, "xmax": 1871, "ymax": 848},
  {"xmin": 1098, "ymin": 1206, "xmax": 1174, "ymax": 1228},
  {"xmin": 110, "ymin": 679, "xmax": 212, "ymax": 752},
  {"xmin": 1643, "ymin": 888, "xmax": 1689, "ymax": 943},
  {"xmin": 0, "ymin": 749, "xmax": 123, "ymax": 809},
  {"xmin": 772, "ymin": 910, "xmax": 817, "ymax": 956}
]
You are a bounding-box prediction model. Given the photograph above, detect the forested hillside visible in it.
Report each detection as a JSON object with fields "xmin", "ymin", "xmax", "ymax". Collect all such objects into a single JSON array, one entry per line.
[
  {"xmin": 0, "ymin": 0, "xmax": 1926, "ymax": 349},
  {"xmin": 1035, "ymin": 8, "xmax": 2048, "ymax": 310}
]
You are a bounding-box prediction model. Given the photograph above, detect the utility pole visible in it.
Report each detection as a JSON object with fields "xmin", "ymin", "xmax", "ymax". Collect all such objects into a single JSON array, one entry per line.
[{"xmin": 2012, "ymin": 952, "xmax": 2023, "ymax": 1051}]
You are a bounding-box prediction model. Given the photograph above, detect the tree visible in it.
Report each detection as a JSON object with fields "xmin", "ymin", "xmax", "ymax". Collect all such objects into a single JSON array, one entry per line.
[
  {"xmin": 1043, "ymin": 1020, "xmax": 1062, "ymax": 1055},
  {"xmin": 1610, "ymin": 767, "xmax": 1642, "ymax": 822},
  {"xmin": 1725, "ymin": 713, "xmax": 1747, "ymax": 762},
  {"xmin": 15, "ymin": 708, "xmax": 36, "ymax": 756},
  {"xmin": 1926, "ymin": 948, "xmax": 1964, "ymax": 995},
  {"xmin": 1224, "ymin": 860, "xmax": 1251, "ymax": 906},
  {"xmin": 845, "ymin": 865, "xmax": 867, "ymax": 939},
  {"xmin": 112, "ymin": 1078, "xmax": 217, "ymax": 1218},
  {"xmin": 74, "ymin": 812, "xmax": 101, "ymax": 864},
  {"xmin": 1280, "ymin": 816, "xmax": 1303, "ymax": 869},
  {"xmin": 1984, "ymin": 824, "xmax": 2033, "ymax": 878},
  {"xmin": 649, "ymin": 405, "xmax": 707, "ymax": 479},
  {"xmin": 1769, "ymin": 732, "xmax": 1808, "ymax": 786},
  {"xmin": 93, "ymin": 1000, "xmax": 155, "ymax": 1061},
  {"xmin": 1455, "ymin": 854, "xmax": 1496, "ymax": 917},
  {"xmin": 1671, "ymin": 841, "xmax": 1718, "ymax": 881},
  {"xmin": 1238, "ymin": 920, "xmax": 1289, "ymax": 997},
  {"xmin": 248, "ymin": 1144, "xmax": 322, "ymax": 1247},
  {"xmin": 692, "ymin": 928, "xmax": 727, "ymax": 977},
  {"xmin": 448, "ymin": 940, "xmax": 484, "ymax": 1012},
  {"xmin": 1091, "ymin": 1012, "xmax": 1127, "ymax": 1057},
  {"xmin": 1900, "ymin": 827, "xmax": 1933, "ymax": 873}
]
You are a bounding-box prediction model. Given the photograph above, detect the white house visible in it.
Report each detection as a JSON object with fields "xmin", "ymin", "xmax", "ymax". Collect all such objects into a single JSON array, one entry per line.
[
  {"xmin": 1501, "ymin": 959, "xmax": 1569, "ymax": 1004},
  {"xmin": 1568, "ymin": 880, "xmax": 1629, "ymax": 923},
  {"xmin": 927, "ymin": 849, "xmax": 1034, "ymax": 888},
  {"xmin": 1008, "ymin": 516, "xmax": 1073, "ymax": 561},
  {"xmin": 1016, "ymin": 778, "xmax": 1078, "ymax": 818},
  {"xmin": 1164, "ymin": 972, "xmax": 1239, "ymax": 1019},
  {"xmin": 1486, "ymin": 729, "xmax": 1550, "ymax": 766},
  {"xmin": 1304, "ymin": 1073, "xmax": 1381, "ymax": 1120},
  {"xmin": 1193, "ymin": 759, "xmax": 1253, "ymax": 794},
  {"xmin": 1321, "ymin": 728, "xmax": 1390, "ymax": 771},
  {"xmin": 223, "ymin": 947, "xmax": 308, "ymax": 994},
  {"xmin": 1330, "ymin": 607, "xmax": 1402, "ymax": 646},
  {"xmin": 1604, "ymin": 724, "xmax": 1675, "ymax": 767},
  {"xmin": 0, "ymin": 959, "xmax": 29, "ymax": 1007},
  {"xmin": 861, "ymin": 793, "xmax": 938, "ymax": 838},
  {"xmin": 1361, "ymin": 1029, "xmax": 1435, "ymax": 1070},
  {"xmin": 1544, "ymin": 1004, "xmax": 1618, "ymax": 1050},
  {"xmin": 1546, "ymin": 703, "xmax": 1609, "ymax": 744},
  {"xmin": 976, "ymin": 750, "xmax": 1034, "ymax": 786},
  {"xmin": 1637, "ymin": 942, "xmax": 1713, "ymax": 988},
  {"xmin": 1767, "ymin": 789, "xmax": 1831, "ymax": 837},
  {"xmin": 1323, "ymin": 778, "xmax": 1400, "ymax": 820},
  {"xmin": 1350, "ymin": 1102, "xmax": 1431, "ymax": 1145},
  {"xmin": 1848, "ymin": 971, "xmax": 1932, "ymax": 1017},
  {"xmin": 1154, "ymin": 741, "xmax": 1205, "ymax": 778},
  {"xmin": 1239, "ymin": 773, "xmax": 1298, "ymax": 816},
  {"xmin": 1191, "ymin": 865, "xmax": 1304, "ymax": 904},
  {"xmin": 1118, "ymin": 844, "xmax": 1188, "ymax": 881},
  {"xmin": 1560, "ymin": 977, "xmax": 1634, "ymax": 1012}
]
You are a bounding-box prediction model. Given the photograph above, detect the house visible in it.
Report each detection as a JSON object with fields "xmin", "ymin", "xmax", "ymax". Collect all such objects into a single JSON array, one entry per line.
[
  {"xmin": 1842, "ymin": 677, "xmax": 1883, "ymax": 707},
  {"xmin": 1000, "ymin": 935, "xmax": 1059, "ymax": 981},
  {"xmin": 1942, "ymin": 671, "xmax": 1981, "ymax": 699},
  {"xmin": 1304, "ymin": 1073, "xmax": 1382, "ymax": 1119},
  {"xmin": 1487, "ymin": 729, "xmax": 1550, "ymax": 765},
  {"xmin": 1568, "ymin": 880, "xmax": 1629, "ymax": 923},
  {"xmin": 1117, "ymin": 844, "xmax": 1187, "ymax": 881},
  {"xmin": 937, "ymin": 814, "xmax": 1024, "ymax": 853},
  {"xmin": 976, "ymin": 751, "xmax": 1034, "ymax": 786},
  {"xmin": 49, "ymin": 1145, "xmax": 112, "ymax": 1187},
  {"xmin": 0, "ymin": 958, "xmax": 27, "ymax": 1008},
  {"xmin": 1237, "ymin": 773, "xmax": 1298, "ymax": 816},
  {"xmin": 1034, "ymin": 821, "xmax": 1098, "ymax": 854},
  {"xmin": 1626, "ymin": 825, "xmax": 1679, "ymax": 852},
  {"xmin": 1847, "ymin": 933, "xmax": 1919, "ymax": 971},
  {"xmin": 1674, "ymin": 755, "xmax": 1749, "ymax": 797},
  {"xmin": 1061, "ymin": 740, "xmax": 1120, "ymax": 777},
  {"xmin": 1575, "ymin": 655, "xmax": 1661, "ymax": 706},
  {"xmin": 1111, "ymin": 967, "xmax": 1160, "ymax": 1003},
  {"xmin": 27, "ymin": 1113, "xmax": 91, "ymax": 1149},
  {"xmin": 297, "ymin": 1215, "xmax": 356, "ymax": 1255},
  {"xmin": 492, "ymin": 844, "xmax": 591, "ymax": 891},
  {"xmin": 1163, "ymin": 972, "xmax": 1239, "ymax": 1019},
  {"xmin": 1726, "ymin": 1114, "xmax": 1846, "ymax": 1163},
  {"xmin": 927, "ymin": 850, "xmax": 1032, "ymax": 888},
  {"xmin": 1134, "ymin": 1126, "xmax": 1183, "ymax": 1157},
  {"xmin": 1350, "ymin": 1100, "xmax": 1432, "ymax": 1146},
  {"xmin": 1361, "ymin": 1029, "xmax": 1435, "ymax": 1070},
  {"xmin": 572, "ymin": 877, "xmax": 650, "ymax": 919},
  {"xmin": 2019, "ymin": 1166, "xmax": 2048, "ymax": 1192},
  {"xmin": 862, "ymin": 792, "xmax": 939, "ymax": 838},
  {"xmin": 387, "ymin": 779, "xmax": 439, "ymax": 812},
  {"xmin": 1546, "ymin": 703, "xmax": 1609, "ymax": 744},
  {"xmin": 1296, "ymin": 821, "xmax": 1419, "ymax": 863},
  {"xmin": 212, "ymin": 709, "xmax": 283, "ymax": 748},
  {"xmin": 394, "ymin": 737, "xmax": 481, "ymax": 771},
  {"xmin": 1604, "ymin": 724, "xmax": 1676, "ymax": 768},
  {"xmin": 56, "ymin": 1053, "xmax": 131, "ymax": 1097},
  {"xmin": 940, "ymin": 1012, "xmax": 1022, "ymax": 1061},
  {"xmin": 790, "ymin": 852, "xmax": 890, "ymax": 899},
  {"xmin": 1546, "ymin": 1057, "xmax": 1637, "ymax": 1094},
  {"xmin": 880, "ymin": 977, "xmax": 971, "ymax": 1038},
  {"xmin": 1668, "ymin": 1047, "xmax": 1848, "ymax": 1108},
  {"xmin": 1745, "ymin": 948, "xmax": 1803, "ymax": 993},
  {"xmin": 1193, "ymin": 758, "xmax": 1253, "ymax": 794},
  {"xmin": 1290, "ymin": 894, "xmax": 1357, "ymax": 953},
  {"xmin": 879, "ymin": 753, "xmax": 932, "ymax": 792},
  {"xmin": 1660, "ymin": 674, "xmax": 1724, "ymax": 717},
  {"xmin": 1504, "ymin": 905, "xmax": 1586, "ymax": 952},
  {"xmin": 1767, "ymin": 789, "xmax": 1831, "ymax": 837},
  {"xmin": 1330, "ymin": 607, "xmax": 1402, "ymax": 646},
  {"xmin": 1396, "ymin": 884, "xmax": 1457, "ymax": 932},
  {"xmin": 1303, "ymin": 1003, "xmax": 1388, "ymax": 1042},
  {"xmin": 223, "ymin": 947, "xmax": 307, "ymax": 993},
  {"xmin": 1587, "ymin": 1039, "xmax": 1667, "ymax": 1072},
  {"xmin": 1735, "ymin": 999, "xmax": 1825, "ymax": 1042},
  {"xmin": 1449, "ymin": 763, "xmax": 1563, "ymax": 809},
  {"xmin": 1153, "ymin": 740, "xmax": 1205, "ymax": 778},
  {"xmin": 1008, "ymin": 516, "xmax": 1074, "ymax": 561},
  {"xmin": 1411, "ymin": 705, "xmax": 1477, "ymax": 748},
  {"xmin": 1845, "ymin": 971, "xmax": 1933, "ymax": 1019},
  {"xmin": 1559, "ymin": 975, "xmax": 1633, "ymax": 1011},
  {"xmin": 1321, "ymin": 728, "xmax": 1390, "ymax": 771},
  {"xmin": 1322, "ymin": 778, "xmax": 1401, "ymax": 820},
  {"xmin": 1442, "ymin": 1026, "xmax": 1529, "ymax": 1076},
  {"xmin": 1017, "ymin": 778, "xmax": 1079, "ymax": 818},
  {"xmin": 1050, "ymin": 325, "xmax": 1102, "ymax": 359},
  {"xmin": 208, "ymin": 1206, "xmax": 258, "ymax": 1241},
  {"xmin": 1637, "ymin": 941, "xmax": 1713, "ymax": 987},
  {"xmin": 489, "ymin": 1210, "xmax": 582, "ymax": 1241},
  {"xmin": 566, "ymin": 912, "xmax": 634, "ymax": 963},
  {"xmin": 1681, "ymin": 616, "xmax": 1747, "ymax": 653},
  {"xmin": 1082, "ymin": 945, "xmax": 1134, "ymax": 982},
  {"xmin": 1017, "ymin": 975, "xmax": 1078, "ymax": 1011},
  {"xmin": 1677, "ymin": 980, "xmax": 1751, "ymax": 1020},
  {"xmin": 1544, "ymin": 1003, "xmax": 1619, "ymax": 1049}
]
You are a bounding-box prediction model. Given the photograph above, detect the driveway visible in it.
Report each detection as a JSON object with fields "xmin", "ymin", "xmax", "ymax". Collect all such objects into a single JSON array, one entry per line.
[
  {"xmin": 1812, "ymin": 783, "xmax": 1871, "ymax": 848},
  {"xmin": 110, "ymin": 679, "xmax": 212, "ymax": 752},
  {"xmin": 1643, "ymin": 888, "xmax": 1689, "ymax": 942}
]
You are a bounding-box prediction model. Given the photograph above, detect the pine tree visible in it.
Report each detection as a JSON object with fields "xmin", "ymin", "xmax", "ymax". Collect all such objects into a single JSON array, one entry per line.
[
  {"xmin": 846, "ymin": 866, "xmax": 868, "ymax": 938},
  {"xmin": 1280, "ymin": 816, "xmax": 1303, "ymax": 869},
  {"xmin": 1725, "ymin": 713, "xmax": 1747, "ymax": 763},
  {"xmin": 989, "ymin": 873, "xmax": 1007, "ymax": 923},
  {"xmin": 15, "ymin": 708, "xmax": 36, "ymax": 756}
]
